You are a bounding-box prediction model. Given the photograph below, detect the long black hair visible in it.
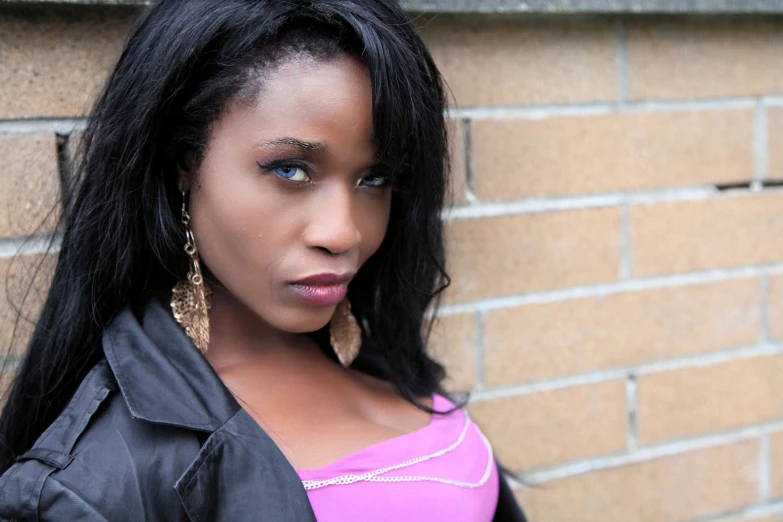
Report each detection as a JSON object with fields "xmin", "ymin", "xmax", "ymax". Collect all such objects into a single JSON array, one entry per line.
[{"xmin": 0, "ymin": 0, "xmax": 451, "ymax": 472}]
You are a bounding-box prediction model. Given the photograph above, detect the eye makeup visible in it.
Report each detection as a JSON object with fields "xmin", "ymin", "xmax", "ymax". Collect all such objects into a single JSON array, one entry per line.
[
  {"xmin": 257, "ymin": 159, "xmax": 315, "ymax": 184},
  {"xmin": 256, "ymin": 157, "xmax": 393, "ymax": 191},
  {"xmin": 356, "ymin": 170, "xmax": 390, "ymax": 189}
]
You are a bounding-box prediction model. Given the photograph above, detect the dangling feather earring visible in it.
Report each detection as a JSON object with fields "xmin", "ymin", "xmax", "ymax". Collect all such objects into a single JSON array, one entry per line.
[
  {"xmin": 170, "ymin": 191, "xmax": 211, "ymax": 353},
  {"xmin": 329, "ymin": 299, "xmax": 361, "ymax": 366}
]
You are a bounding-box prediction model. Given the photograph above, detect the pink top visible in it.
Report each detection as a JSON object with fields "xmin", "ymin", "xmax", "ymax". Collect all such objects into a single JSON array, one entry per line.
[{"xmin": 296, "ymin": 394, "xmax": 499, "ymax": 521}]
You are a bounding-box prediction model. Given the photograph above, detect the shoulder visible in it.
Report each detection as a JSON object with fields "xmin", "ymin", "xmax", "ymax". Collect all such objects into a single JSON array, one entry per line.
[{"xmin": 0, "ymin": 360, "xmax": 202, "ymax": 521}]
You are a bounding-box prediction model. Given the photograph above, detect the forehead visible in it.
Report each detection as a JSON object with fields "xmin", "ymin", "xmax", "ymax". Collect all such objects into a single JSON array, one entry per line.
[{"xmin": 214, "ymin": 55, "xmax": 376, "ymax": 153}]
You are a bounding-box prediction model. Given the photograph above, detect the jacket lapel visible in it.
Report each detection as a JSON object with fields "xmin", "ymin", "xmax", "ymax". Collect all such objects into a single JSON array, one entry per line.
[
  {"xmin": 103, "ymin": 301, "xmax": 238, "ymax": 431},
  {"xmin": 175, "ymin": 409, "xmax": 316, "ymax": 522},
  {"xmin": 103, "ymin": 301, "xmax": 315, "ymax": 521}
]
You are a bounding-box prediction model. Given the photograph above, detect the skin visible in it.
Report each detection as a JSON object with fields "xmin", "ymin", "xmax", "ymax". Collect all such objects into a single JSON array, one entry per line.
[{"xmin": 179, "ymin": 54, "xmax": 432, "ymax": 471}]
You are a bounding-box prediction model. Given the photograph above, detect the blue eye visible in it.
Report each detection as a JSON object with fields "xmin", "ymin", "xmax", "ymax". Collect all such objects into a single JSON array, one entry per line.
[
  {"xmin": 274, "ymin": 166, "xmax": 309, "ymax": 183},
  {"xmin": 360, "ymin": 174, "xmax": 388, "ymax": 188}
]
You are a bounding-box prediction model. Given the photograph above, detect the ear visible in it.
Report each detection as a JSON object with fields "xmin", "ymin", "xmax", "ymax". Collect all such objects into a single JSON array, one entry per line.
[{"xmin": 176, "ymin": 151, "xmax": 197, "ymax": 193}]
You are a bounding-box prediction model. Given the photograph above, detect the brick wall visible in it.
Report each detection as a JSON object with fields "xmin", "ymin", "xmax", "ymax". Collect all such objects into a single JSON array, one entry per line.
[
  {"xmin": 423, "ymin": 15, "xmax": 783, "ymax": 522},
  {"xmin": 2, "ymin": 6, "xmax": 783, "ymax": 521}
]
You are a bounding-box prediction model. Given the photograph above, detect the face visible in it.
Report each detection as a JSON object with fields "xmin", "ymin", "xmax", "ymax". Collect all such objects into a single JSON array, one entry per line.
[{"xmin": 182, "ymin": 54, "xmax": 391, "ymax": 334}]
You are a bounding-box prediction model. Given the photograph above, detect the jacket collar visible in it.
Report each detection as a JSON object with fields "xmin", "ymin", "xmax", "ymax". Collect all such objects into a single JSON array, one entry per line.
[
  {"xmin": 103, "ymin": 301, "xmax": 317, "ymax": 521},
  {"xmin": 102, "ymin": 299, "xmax": 240, "ymax": 432}
]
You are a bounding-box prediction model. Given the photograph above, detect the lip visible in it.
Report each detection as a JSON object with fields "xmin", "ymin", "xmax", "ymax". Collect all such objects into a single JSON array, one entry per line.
[
  {"xmin": 292, "ymin": 272, "xmax": 355, "ymax": 286},
  {"xmin": 289, "ymin": 272, "xmax": 355, "ymax": 307}
]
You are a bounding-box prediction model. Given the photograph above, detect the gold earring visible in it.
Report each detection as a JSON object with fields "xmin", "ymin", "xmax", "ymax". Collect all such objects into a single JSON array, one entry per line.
[
  {"xmin": 170, "ymin": 191, "xmax": 211, "ymax": 353},
  {"xmin": 329, "ymin": 299, "xmax": 361, "ymax": 366}
]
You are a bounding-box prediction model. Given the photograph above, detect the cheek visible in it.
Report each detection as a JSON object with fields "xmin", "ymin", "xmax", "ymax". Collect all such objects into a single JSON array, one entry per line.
[
  {"xmin": 357, "ymin": 193, "xmax": 392, "ymax": 262},
  {"xmin": 187, "ymin": 164, "xmax": 294, "ymax": 288}
]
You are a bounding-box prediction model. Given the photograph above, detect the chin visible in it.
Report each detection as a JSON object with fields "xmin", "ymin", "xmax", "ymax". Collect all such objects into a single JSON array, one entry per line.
[{"xmin": 273, "ymin": 308, "xmax": 334, "ymax": 334}]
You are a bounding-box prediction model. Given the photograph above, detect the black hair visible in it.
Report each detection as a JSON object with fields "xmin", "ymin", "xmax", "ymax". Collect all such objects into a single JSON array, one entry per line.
[{"xmin": 0, "ymin": 0, "xmax": 451, "ymax": 471}]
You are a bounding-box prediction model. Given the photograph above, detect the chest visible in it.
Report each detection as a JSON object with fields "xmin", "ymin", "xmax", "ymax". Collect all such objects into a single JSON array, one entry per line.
[
  {"xmin": 234, "ymin": 389, "xmax": 430, "ymax": 470},
  {"xmin": 216, "ymin": 359, "xmax": 432, "ymax": 471}
]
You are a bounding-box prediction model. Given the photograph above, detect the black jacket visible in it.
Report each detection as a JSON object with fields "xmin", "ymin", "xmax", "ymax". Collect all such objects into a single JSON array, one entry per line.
[{"xmin": 0, "ymin": 301, "xmax": 526, "ymax": 521}]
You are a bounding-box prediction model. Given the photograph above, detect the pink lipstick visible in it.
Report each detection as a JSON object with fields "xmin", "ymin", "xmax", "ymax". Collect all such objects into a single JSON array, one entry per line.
[{"xmin": 290, "ymin": 272, "xmax": 354, "ymax": 306}]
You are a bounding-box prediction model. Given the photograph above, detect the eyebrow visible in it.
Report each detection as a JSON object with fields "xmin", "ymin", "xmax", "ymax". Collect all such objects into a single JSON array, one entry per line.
[{"xmin": 255, "ymin": 137, "xmax": 329, "ymax": 153}]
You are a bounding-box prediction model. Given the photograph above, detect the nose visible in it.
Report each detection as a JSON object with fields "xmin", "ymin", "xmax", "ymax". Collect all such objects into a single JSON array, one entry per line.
[{"xmin": 302, "ymin": 185, "xmax": 362, "ymax": 256}]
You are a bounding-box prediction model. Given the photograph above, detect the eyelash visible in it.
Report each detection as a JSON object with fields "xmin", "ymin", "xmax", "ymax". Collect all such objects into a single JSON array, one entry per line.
[
  {"xmin": 257, "ymin": 159, "xmax": 312, "ymax": 184},
  {"xmin": 256, "ymin": 160, "xmax": 391, "ymax": 189}
]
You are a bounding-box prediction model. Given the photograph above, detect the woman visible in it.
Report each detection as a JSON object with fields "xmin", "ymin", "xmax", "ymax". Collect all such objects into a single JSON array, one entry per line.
[{"xmin": 0, "ymin": 0, "xmax": 525, "ymax": 520}]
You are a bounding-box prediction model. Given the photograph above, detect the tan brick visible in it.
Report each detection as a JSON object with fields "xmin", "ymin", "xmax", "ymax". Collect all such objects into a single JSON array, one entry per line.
[
  {"xmin": 769, "ymin": 108, "xmax": 783, "ymax": 178},
  {"xmin": 446, "ymin": 208, "xmax": 620, "ymax": 302},
  {"xmin": 484, "ymin": 278, "xmax": 760, "ymax": 387},
  {"xmin": 419, "ymin": 18, "xmax": 617, "ymax": 107},
  {"xmin": 428, "ymin": 314, "xmax": 475, "ymax": 392},
  {"xmin": 637, "ymin": 355, "xmax": 783, "ymax": 445},
  {"xmin": 630, "ymin": 192, "xmax": 783, "ymax": 278},
  {"xmin": 473, "ymin": 110, "xmax": 754, "ymax": 200},
  {"xmin": 446, "ymin": 119, "xmax": 468, "ymax": 205},
  {"xmin": 770, "ymin": 430, "xmax": 783, "ymax": 499},
  {"xmin": 627, "ymin": 18, "xmax": 783, "ymax": 100},
  {"xmin": 516, "ymin": 441, "xmax": 759, "ymax": 522},
  {"xmin": 726, "ymin": 516, "xmax": 783, "ymax": 522},
  {"xmin": 0, "ymin": 134, "xmax": 60, "ymax": 237},
  {"xmin": 469, "ymin": 380, "xmax": 626, "ymax": 470},
  {"xmin": 0, "ymin": 10, "xmax": 131, "ymax": 118},
  {"xmin": 724, "ymin": 516, "xmax": 783, "ymax": 522},
  {"xmin": 769, "ymin": 275, "xmax": 783, "ymax": 342},
  {"xmin": 0, "ymin": 255, "xmax": 56, "ymax": 358}
]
